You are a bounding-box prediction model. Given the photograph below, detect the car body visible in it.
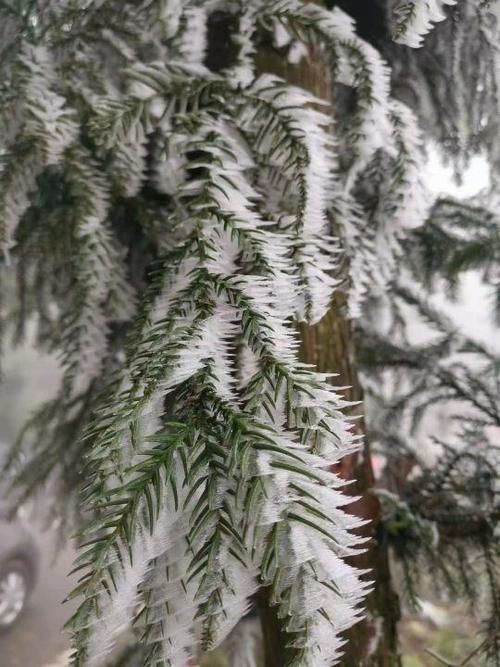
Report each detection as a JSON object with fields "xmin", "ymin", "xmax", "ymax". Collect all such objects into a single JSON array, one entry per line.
[{"xmin": 0, "ymin": 508, "xmax": 40, "ymax": 630}]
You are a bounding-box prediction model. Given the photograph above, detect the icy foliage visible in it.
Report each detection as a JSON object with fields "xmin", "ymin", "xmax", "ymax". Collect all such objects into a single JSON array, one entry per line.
[
  {"xmin": 383, "ymin": 0, "xmax": 500, "ymax": 172},
  {"xmin": 392, "ymin": 0, "xmax": 459, "ymax": 47},
  {"xmin": 0, "ymin": 1, "xmax": 434, "ymax": 665},
  {"xmin": 358, "ymin": 197, "xmax": 500, "ymax": 662}
]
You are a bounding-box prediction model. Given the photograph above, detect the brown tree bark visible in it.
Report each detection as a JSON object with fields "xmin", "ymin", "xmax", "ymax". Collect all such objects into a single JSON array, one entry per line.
[
  {"xmin": 255, "ymin": 8, "xmax": 402, "ymax": 667},
  {"xmin": 299, "ymin": 298, "xmax": 401, "ymax": 667}
]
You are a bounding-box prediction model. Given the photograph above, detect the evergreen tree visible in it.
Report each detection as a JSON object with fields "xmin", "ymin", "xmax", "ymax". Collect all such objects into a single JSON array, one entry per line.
[
  {"xmin": 0, "ymin": 1, "xmax": 498, "ymax": 666},
  {"xmin": 358, "ymin": 195, "xmax": 500, "ymax": 665}
]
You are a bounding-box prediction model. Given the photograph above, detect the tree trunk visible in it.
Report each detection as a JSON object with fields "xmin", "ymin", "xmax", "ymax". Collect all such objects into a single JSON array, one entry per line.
[
  {"xmin": 255, "ymin": 8, "xmax": 402, "ymax": 667},
  {"xmin": 299, "ymin": 297, "xmax": 401, "ymax": 667}
]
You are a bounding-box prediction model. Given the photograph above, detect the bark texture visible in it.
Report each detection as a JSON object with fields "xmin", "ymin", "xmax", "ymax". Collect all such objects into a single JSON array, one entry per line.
[
  {"xmin": 299, "ymin": 299, "xmax": 401, "ymax": 667},
  {"xmin": 255, "ymin": 12, "xmax": 402, "ymax": 667}
]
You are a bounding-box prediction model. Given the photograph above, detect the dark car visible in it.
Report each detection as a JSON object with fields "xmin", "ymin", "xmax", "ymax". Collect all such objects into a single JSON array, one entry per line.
[{"xmin": 0, "ymin": 507, "xmax": 40, "ymax": 630}]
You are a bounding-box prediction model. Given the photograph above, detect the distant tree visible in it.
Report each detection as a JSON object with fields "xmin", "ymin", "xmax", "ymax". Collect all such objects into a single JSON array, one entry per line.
[
  {"xmin": 0, "ymin": 1, "xmax": 498, "ymax": 666},
  {"xmin": 359, "ymin": 196, "xmax": 500, "ymax": 665}
]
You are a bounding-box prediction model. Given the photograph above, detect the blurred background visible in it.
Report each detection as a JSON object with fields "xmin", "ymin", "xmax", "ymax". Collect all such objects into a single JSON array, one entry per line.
[{"xmin": 0, "ymin": 327, "xmax": 77, "ymax": 667}]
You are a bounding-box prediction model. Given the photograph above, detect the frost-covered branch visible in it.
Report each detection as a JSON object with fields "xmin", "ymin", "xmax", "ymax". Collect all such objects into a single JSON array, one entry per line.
[
  {"xmin": 0, "ymin": 1, "xmax": 437, "ymax": 665},
  {"xmin": 392, "ymin": 0, "xmax": 459, "ymax": 47}
]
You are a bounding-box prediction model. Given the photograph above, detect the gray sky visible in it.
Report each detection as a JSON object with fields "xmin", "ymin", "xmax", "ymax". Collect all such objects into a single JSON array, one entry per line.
[
  {"xmin": 423, "ymin": 146, "xmax": 499, "ymax": 351},
  {"xmin": 424, "ymin": 144, "xmax": 490, "ymax": 198}
]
